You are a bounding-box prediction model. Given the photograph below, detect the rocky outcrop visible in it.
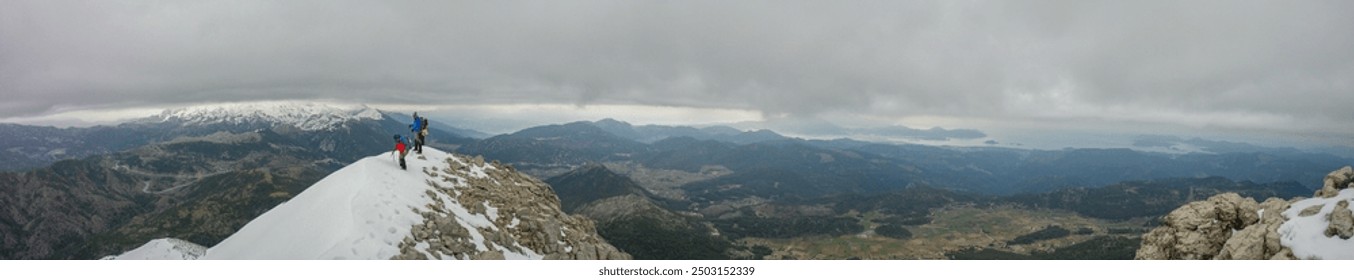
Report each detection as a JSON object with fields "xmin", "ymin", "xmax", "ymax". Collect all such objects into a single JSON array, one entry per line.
[
  {"xmin": 1316, "ymin": 166, "xmax": 1354, "ymax": 198},
  {"xmin": 1137, "ymin": 166, "xmax": 1354, "ymax": 260},
  {"xmin": 1135, "ymin": 193, "xmax": 1260, "ymax": 259},
  {"xmin": 1327, "ymin": 201, "xmax": 1353, "ymax": 239},
  {"xmin": 1216, "ymin": 198, "xmax": 1292, "ymax": 260},
  {"xmin": 394, "ymin": 155, "xmax": 630, "ymax": 260}
]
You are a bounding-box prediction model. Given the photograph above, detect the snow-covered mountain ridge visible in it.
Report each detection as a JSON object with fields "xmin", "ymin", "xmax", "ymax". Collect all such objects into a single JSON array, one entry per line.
[
  {"xmin": 146, "ymin": 101, "xmax": 383, "ymax": 131},
  {"xmin": 110, "ymin": 148, "xmax": 629, "ymax": 260}
]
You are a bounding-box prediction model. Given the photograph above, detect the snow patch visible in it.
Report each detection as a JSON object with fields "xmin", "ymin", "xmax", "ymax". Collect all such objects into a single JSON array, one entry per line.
[
  {"xmin": 109, "ymin": 238, "xmax": 206, "ymax": 260},
  {"xmin": 1279, "ymin": 188, "xmax": 1354, "ymax": 260},
  {"xmin": 468, "ymin": 164, "xmax": 491, "ymax": 179},
  {"xmin": 503, "ymin": 245, "xmax": 543, "ymax": 260},
  {"xmin": 485, "ymin": 202, "xmax": 499, "ymax": 221}
]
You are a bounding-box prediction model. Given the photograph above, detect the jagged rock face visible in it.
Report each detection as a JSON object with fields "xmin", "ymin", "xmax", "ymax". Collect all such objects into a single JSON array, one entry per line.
[
  {"xmin": 394, "ymin": 155, "xmax": 630, "ymax": 260},
  {"xmin": 1316, "ymin": 166, "xmax": 1354, "ymax": 198},
  {"xmin": 1139, "ymin": 166, "xmax": 1354, "ymax": 260},
  {"xmin": 1135, "ymin": 193, "xmax": 1259, "ymax": 260},
  {"xmin": 1216, "ymin": 198, "xmax": 1292, "ymax": 260},
  {"xmin": 1258, "ymin": 198, "xmax": 1292, "ymax": 258}
]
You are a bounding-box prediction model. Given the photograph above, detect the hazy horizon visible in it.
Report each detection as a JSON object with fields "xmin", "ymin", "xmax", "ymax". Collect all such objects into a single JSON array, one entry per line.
[{"xmin": 1, "ymin": 100, "xmax": 1349, "ymax": 157}]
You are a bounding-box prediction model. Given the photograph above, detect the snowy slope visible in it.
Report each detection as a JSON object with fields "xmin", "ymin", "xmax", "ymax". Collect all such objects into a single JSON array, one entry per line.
[
  {"xmin": 1279, "ymin": 188, "xmax": 1354, "ymax": 260},
  {"xmin": 149, "ymin": 101, "xmax": 382, "ymax": 131},
  {"xmin": 108, "ymin": 147, "xmax": 627, "ymax": 260},
  {"xmin": 107, "ymin": 238, "xmax": 206, "ymax": 260},
  {"xmin": 200, "ymin": 148, "xmax": 522, "ymax": 259}
]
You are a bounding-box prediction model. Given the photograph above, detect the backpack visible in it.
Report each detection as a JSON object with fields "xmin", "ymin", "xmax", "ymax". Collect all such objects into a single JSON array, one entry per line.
[{"xmin": 420, "ymin": 117, "xmax": 430, "ymax": 136}]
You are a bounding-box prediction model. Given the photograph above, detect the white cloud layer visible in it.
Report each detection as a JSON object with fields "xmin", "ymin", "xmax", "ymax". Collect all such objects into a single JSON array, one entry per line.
[{"xmin": 2, "ymin": 1, "xmax": 1351, "ymax": 146}]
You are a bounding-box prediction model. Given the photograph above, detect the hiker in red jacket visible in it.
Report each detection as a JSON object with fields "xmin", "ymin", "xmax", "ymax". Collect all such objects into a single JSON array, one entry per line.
[{"xmin": 393, "ymin": 135, "xmax": 408, "ymax": 170}]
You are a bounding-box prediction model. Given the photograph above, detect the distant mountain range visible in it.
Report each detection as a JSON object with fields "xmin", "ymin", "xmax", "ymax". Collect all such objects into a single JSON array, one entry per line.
[
  {"xmin": 3, "ymin": 102, "xmax": 1351, "ymax": 259},
  {"xmin": 0, "ymin": 102, "xmax": 483, "ymax": 172},
  {"xmin": 461, "ymin": 118, "xmax": 1351, "ymax": 198},
  {"xmin": 0, "ymin": 102, "xmax": 483, "ymax": 259}
]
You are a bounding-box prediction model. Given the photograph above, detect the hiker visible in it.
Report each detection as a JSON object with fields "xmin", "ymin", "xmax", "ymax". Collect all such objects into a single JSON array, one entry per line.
[
  {"xmin": 409, "ymin": 113, "xmax": 425, "ymax": 154},
  {"xmin": 392, "ymin": 135, "xmax": 408, "ymax": 170},
  {"xmin": 416, "ymin": 116, "xmax": 429, "ymax": 154}
]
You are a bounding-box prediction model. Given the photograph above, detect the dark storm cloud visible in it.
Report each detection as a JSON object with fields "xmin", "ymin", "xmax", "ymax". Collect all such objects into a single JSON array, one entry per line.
[{"xmin": 3, "ymin": 1, "xmax": 1352, "ymax": 138}]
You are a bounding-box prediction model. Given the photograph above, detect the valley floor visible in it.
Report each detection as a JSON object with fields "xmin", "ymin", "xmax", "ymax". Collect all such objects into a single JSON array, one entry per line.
[{"xmin": 739, "ymin": 204, "xmax": 1150, "ymax": 260}]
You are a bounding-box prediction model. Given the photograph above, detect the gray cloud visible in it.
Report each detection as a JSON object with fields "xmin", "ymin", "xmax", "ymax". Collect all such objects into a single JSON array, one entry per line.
[
  {"xmin": 3, "ymin": 1, "xmax": 1352, "ymax": 143},
  {"xmin": 860, "ymin": 126, "xmax": 986, "ymax": 141}
]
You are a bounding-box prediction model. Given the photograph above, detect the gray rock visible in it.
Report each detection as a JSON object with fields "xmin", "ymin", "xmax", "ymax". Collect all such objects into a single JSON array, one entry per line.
[
  {"xmin": 1137, "ymin": 193, "xmax": 1260, "ymax": 260},
  {"xmin": 1216, "ymin": 224, "xmax": 1268, "ymax": 260},
  {"xmin": 1325, "ymin": 200, "xmax": 1353, "ymax": 239},
  {"xmin": 1316, "ymin": 166, "xmax": 1354, "ymax": 198},
  {"xmin": 1298, "ymin": 205, "xmax": 1324, "ymax": 217},
  {"xmin": 472, "ymin": 250, "xmax": 505, "ymax": 260},
  {"xmin": 413, "ymin": 224, "xmax": 430, "ymax": 241},
  {"xmin": 1269, "ymin": 247, "xmax": 1295, "ymax": 260},
  {"xmin": 396, "ymin": 150, "xmax": 631, "ymax": 260},
  {"xmin": 1261, "ymin": 219, "xmax": 1285, "ymax": 256},
  {"xmin": 394, "ymin": 247, "xmax": 426, "ymax": 260},
  {"xmin": 1137, "ymin": 167, "xmax": 1354, "ymax": 260},
  {"xmin": 575, "ymin": 243, "xmax": 598, "ymax": 260},
  {"xmin": 1259, "ymin": 197, "xmax": 1291, "ymax": 219},
  {"xmin": 1135, "ymin": 227, "xmax": 1177, "ymax": 260}
]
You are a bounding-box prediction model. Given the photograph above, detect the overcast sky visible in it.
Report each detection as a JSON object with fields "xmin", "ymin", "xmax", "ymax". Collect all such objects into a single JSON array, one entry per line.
[{"xmin": 2, "ymin": 1, "xmax": 1351, "ymax": 147}]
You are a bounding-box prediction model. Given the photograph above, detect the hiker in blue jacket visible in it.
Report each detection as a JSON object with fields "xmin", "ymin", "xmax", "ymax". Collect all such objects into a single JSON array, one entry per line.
[
  {"xmin": 409, "ymin": 112, "xmax": 426, "ymax": 154},
  {"xmin": 416, "ymin": 116, "xmax": 428, "ymax": 154}
]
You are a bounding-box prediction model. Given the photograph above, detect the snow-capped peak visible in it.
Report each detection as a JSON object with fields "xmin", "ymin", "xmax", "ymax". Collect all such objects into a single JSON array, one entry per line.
[{"xmin": 150, "ymin": 101, "xmax": 383, "ymax": 131}]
